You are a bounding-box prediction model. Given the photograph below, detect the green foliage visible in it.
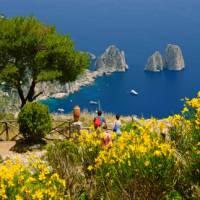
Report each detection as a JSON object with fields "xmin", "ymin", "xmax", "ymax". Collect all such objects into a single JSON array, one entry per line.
[
  {"xmin": 164, "ymin": 191, "xmax": 183, "ymax": 200},
  {"xmin": 46, "ymin": 141, "xmax": 87, "ymax": 199},
  {"xmin": 0, "ymin": 16, "xmax": 90, "ymax": 107},
  {"xmin": 18, "ymin": 101, "xmax": 52, "ymax": 142},
  {"xmin": 121, "ymin": 120, "xmax": 141, "ymax": 134},
  {"xmin": 46, "ymin": 140, "xmax": 81, "ymax": 171}
]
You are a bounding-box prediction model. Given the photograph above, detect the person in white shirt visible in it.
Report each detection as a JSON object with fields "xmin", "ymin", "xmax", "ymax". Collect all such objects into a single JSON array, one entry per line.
[{"xmin": 113, "ymin": 114, "xmax": 121, "ymax": 135}]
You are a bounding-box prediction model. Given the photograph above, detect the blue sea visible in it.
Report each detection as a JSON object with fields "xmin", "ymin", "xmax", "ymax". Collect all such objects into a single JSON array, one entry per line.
[{"xmin": 1, "ymin": 0, "xmax": 200, "ymax": 118}]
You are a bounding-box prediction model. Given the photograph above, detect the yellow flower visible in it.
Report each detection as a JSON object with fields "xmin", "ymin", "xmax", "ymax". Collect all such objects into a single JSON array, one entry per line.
[
  {"xmin": 32, "ymin": 190, "xmax": 43, "ymax": 200},
  {"xmin": 39, "ymin": 173, "xmax": 46, "ymax": 181},
  {"xmin": 197, "ymin": 91, "xmax": 200, "ymax": 98},
  {"xmin": 144, "ymin": 161, "xmax": 150, "ymax": 167},
  {"xmin": 182, "ymin": 107, "xmax": 189, "ymax": 114},
  {"xmin": 154, "ymin": 150, "xmax": 162, "ymax": 157},
  {"xmin": 16, "ymin": 195, "xmax": 23, "ymax": 200},
  {"xmin": 106, "ymin": 172, "xmax": 110, "ymax": 177},
  {"xmin": 87, "ymin": 165, "xmax": 94, "ymax": 171}
]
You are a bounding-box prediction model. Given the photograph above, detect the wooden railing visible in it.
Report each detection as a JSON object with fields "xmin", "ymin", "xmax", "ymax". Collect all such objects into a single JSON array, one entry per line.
[
  {"xmin": 0, "ymin": 120, "xmax": 20, "ymax": 141},
  {"xmin": 0, "ymin": 119, "xmax": 87, "ymax": 141},
  {"xmin": 0, "ymin": 118, "xmax": 115, "ymax": 141}
]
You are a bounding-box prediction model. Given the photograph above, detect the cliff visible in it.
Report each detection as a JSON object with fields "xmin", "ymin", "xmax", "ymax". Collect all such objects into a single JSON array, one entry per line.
[
  {"xmin": 145, "ymin": 44, "xmax": 185, "ymax": 72},
  {"xmin": 96, "ymin": 45, "xmax": 128, "ymax": 73},
  {"xmin": 35, "ymin": 45, "xmax": 128, "ymax": 99},
  {"xmin": 145, "ymin": 51, "xmax": 164, "ymax": 72},
  {"xmin": 164, "ymin": 44, "xmax": 185, "ymax": 70}
]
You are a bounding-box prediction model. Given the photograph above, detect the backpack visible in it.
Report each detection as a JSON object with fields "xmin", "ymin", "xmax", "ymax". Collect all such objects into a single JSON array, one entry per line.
[{"xmin": 94, "ymin": 116, "xmax": 101, "ymax": 128}]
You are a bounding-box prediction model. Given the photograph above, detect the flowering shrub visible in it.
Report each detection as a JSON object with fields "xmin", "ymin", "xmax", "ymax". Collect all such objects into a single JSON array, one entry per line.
[
  {"xmin": 2, "ymin": 92, "xmax": 200, "ymax": 199},
  {"xmin": 0, "ymin": 156, "xmax": 66, "ymax": 199},
  {"xmin": 46, "ymin": 92, "xmax": 200, "ymax": 199},
  {"xmin": 92, "ymin": 130, "xmax": 179, "ymax": 199},
  {"xmin": 180, "ymin": 92, "xmax": 200, "ymax": 184}
]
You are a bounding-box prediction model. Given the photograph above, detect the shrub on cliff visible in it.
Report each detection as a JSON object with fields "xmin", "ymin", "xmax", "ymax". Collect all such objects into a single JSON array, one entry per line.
[{"xmin": 18, "ymin": 102, "xmax": 52, "ymax": 142}]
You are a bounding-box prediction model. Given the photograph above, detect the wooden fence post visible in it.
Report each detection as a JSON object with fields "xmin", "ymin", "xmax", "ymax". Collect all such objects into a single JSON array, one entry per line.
[{"xmin": 5, "ymin": 122, "xmax": 9, "ymax": 141}]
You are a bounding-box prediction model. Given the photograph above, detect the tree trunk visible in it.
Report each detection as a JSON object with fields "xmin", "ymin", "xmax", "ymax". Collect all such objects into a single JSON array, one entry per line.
[
  {"xmin": 19, "ymin": 80, "xmax": 43, "ymax": 108},
  {"xmin": 17, "ymin": 86, "xmax": 26, "ymax": 108},
  {"xmin": 26, "ymin": 80, "xmax": 36, "ymax": 102}
]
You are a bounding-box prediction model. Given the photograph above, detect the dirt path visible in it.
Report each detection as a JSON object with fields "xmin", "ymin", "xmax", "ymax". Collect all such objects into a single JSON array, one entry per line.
[
  {"xmin": 0, "ymin": 141, "xmax": 45, "ymax": 161},
  {"xmin": 0, "ymin": 141, "xmax": 17, "ymax": 159}
]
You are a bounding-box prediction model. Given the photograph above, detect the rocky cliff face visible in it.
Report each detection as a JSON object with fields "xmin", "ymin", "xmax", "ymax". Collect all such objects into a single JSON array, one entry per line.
[
  {"xmin": 35, "ymin": 70, "xmax": 98, "ymax": 99},
  {"xmin": 0, "ymin": 46, "xmax": 128, "ymax": 112},
  {"xmin": 96, "ymin": 45, "xmax": 128, "ymax": 72},
  {"xmin": 0, "ymin": 86, "xmax": 20, "ymax": 113},
  {"xmin": 145, "ymin": 51, "xmax": 164, "ymax": 72},
  {"xmin": 36, "ymin": 45, "xmax": 128, "ymax": 99},
  {"xmin": 145, "ymin": 44, "xmax": 185, "ymax": 72},
  {"xmin": 164, "ymin": 44, "xmax": 185, "ymax": 70}
]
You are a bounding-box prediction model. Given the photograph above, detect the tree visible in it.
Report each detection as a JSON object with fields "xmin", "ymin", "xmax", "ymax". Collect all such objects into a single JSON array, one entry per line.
[{"xmin": 0, "ymin": 16, "xmax": 90, "ymax": 107}]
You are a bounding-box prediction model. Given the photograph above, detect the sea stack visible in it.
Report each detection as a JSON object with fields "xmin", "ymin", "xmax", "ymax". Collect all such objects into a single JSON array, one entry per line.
[
  {"xmin": 96, "ymin": 45, "xmax": 128, "ymax": 72},
  {"xmin": 164, "ymin": 44, "xmax": 185, "ymax": 70},
  {"xmin": 145, "ymin": 51, "xmax": 164, "ymax": 72},
  {"xmin": 145, "ymin": 44, "xmax": 185, "ymax": 72}
]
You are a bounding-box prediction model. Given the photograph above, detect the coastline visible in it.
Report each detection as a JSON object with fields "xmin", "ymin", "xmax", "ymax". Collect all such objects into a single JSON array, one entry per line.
[{"xmin": 36, "ymin": 65, "xmax": 127, "ymax": 100}]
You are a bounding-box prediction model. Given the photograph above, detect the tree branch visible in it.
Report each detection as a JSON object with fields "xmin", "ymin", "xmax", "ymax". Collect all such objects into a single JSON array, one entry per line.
[
  {"xmin": 25, "ymin": 79, "xmax": 36, "ymax": 102},
  {"xmin": 32, "ymin": 91, "xmax": 44, "ymax": 100},
  {"xmin": 17, "ymin": 85, "xmax": 26, "ymax": 108}
]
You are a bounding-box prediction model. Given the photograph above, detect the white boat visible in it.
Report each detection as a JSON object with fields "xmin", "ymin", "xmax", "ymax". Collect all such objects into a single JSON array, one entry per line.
[
  {"xmin": 58, "ymin": 108, "xmax": 65, "ymax": 113},
  {"xmin": 130, "ymin": 89, "xmax": 138, "ymax": 96},
  {"xmin": 89, "ymin": 100, "xmax": 98, "ymax": 105}
]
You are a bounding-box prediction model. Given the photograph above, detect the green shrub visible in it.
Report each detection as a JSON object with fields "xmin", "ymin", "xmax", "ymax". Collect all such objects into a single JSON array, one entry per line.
[
  {"xmin": 46, "ymin": 141, "xmax": 87, "ymax": 199},
  {"xmin": 46, "ymin": 140, "xmax": 81, "ymax": 175},
  {"xmin": 18, "ymin": 102, "xmax": 52, "ymax": 142}
]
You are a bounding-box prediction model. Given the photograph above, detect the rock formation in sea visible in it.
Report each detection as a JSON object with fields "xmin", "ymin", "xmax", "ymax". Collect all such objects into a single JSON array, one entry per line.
[
  {"xmin": 164, "ymin": 44, "xmax": 185, "ymax": 70},
  {"xmin": 96, "ymin": 45, "xmax": 128, "ymax": 73},
  {"xmin": 145, "ymin": 51, "xmax": 164, "ymax": 72},
  {"xmin": 145, "ymin": 44, "xmax": 185, "ymax": 72},
  {"xmin": 0, "ymin": 45, "xmax": 128, "ymax": 110},
  {"xmin": 35, "ymin": 45, "xmax": 128, "ymax": 99}
]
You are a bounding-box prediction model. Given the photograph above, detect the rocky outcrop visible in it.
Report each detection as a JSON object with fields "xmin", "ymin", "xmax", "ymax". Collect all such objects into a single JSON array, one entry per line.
[
  {"xmin": 0, "ymin": 86, "xmax": 20, "ymax": 113},
  {"xmin": 96, "ymin": 45, "xmax": 128, "ymax": 73},
  {"xmin": 0, "ymin": 45, "xmax": 128, "ymax": 107},
  {"xmin": 145, "ymin": 51, "xmax": 164, "ymax": 72},
  {"xmin": 36, "ymin": 45, "xmax": 128, "ymax": 99},
  {"xmin": 145, "ymin": 44, "xmax": 185, "ymax": 72},
  {"xmin": 35, "ymin": 70, "xmax": 99, "ymax": 99},
  {"xmin": 164, "ymin": 44, "xmax": 185, "ymax": 70}
]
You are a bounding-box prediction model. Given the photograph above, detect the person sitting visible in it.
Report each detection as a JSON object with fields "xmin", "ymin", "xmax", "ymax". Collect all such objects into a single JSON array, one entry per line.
[
  {"xmin": 94, "ymin": 110, "xmax": 107, "ymax": 129},
  {"xmin": 113, "ymin": 114, "xmax": 121, "ymax": 135}
]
